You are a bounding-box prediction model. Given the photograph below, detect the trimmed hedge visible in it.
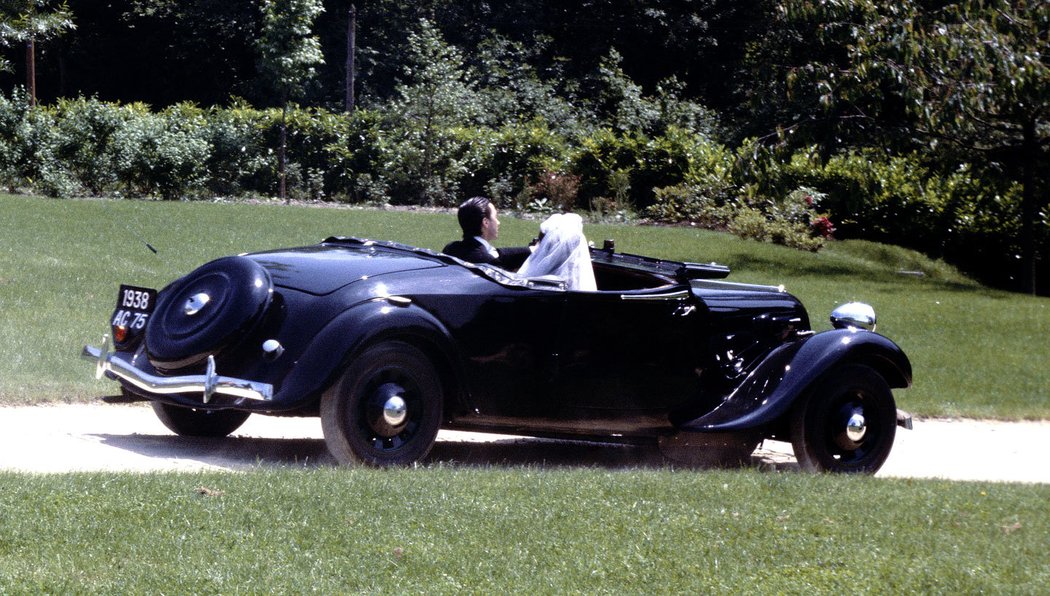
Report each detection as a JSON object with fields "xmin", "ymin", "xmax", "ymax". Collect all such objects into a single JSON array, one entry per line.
[{"xmin": 0, "ymin": 90, "xmax": 1043, "ymax": 289}]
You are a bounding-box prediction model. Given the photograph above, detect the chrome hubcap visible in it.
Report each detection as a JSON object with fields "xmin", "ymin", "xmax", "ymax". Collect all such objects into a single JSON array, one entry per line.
[
  {"xmin": 382, "ymin": 395, "xmax": 407, "ymax": 426},
  {"xmin": 183, "ymin": 292, "xmax": 211, "ymax": 316},
  {"xmin": 846, "ymin": 410, "xmax": 867, "ymax": 442},
  {"xmin": 367, "ymin": 382, "xmax": 411, "ymax": 439}
]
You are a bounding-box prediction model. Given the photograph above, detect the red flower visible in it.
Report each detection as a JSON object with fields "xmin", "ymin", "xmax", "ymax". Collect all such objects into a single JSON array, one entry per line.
[{"xmin": 811, "ymin": 216, "xmax": 835, "ymax": 238}]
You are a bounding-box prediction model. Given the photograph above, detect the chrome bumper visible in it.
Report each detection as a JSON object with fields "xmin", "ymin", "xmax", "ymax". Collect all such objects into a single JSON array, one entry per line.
[
  {"xmin": 897, "ymin": 408, "xmax": 914, "ymax": 430},
  {"xmin": 82, "ymin": 337, "xmax": 274, "ymax": 403}
]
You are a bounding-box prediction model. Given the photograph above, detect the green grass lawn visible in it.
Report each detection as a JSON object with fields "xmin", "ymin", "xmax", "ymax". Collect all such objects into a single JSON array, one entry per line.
[
  {"xmin": 2, "ymin": 193, "xmax": 1046, "ymax": 418},
  {"xmin": 1, "ymin": 469, "xmax": 1047, "ymax": 593}
]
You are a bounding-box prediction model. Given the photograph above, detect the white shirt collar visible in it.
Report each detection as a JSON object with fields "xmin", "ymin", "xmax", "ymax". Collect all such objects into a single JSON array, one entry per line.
[{"xmin": 474, "ymin": 236, "xmax": 498, "ymax": 258}]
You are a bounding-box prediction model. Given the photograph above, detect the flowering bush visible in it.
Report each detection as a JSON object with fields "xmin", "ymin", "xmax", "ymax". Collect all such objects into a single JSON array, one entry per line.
[
  {"xmin": 811, "ymin": 215, "xmax": 835, "ymax": 238},
  {"xmin": 753, "ymin": 187, "xmax": 835, "ymax": 250},
  {"xmin": 645, "ymin": 184, "xmax": 733, "ymax": 228},
  {"xmin": 648, "ymin": 184, "xmax": 834, "ymax": 251},
  {"xmin": 523, "ymin": 170, "xmax": 581, "ymax": 212}
]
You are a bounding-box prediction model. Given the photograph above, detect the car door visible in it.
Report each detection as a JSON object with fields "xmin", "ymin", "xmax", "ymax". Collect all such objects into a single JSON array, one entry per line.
[
  {"xmin": 442, "ymin": 286, "xmax": 567, "ymax": 419},
  {"xmin": 549, "ymin": 285, "xmax": 705, "ymax": 430}
]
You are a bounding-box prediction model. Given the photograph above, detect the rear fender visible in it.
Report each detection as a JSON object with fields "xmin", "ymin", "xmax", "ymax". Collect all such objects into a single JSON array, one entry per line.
[
  {"xmin": 681, "ymin": 328, "xmax": 912, "ymax": 432},
  {"xmin": 272, "ymin": 299, "xmax": 462, "ymax": 408}
]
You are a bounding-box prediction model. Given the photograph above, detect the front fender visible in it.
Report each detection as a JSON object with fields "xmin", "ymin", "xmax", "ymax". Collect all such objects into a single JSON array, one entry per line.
[
  {"xmin": 271, "ymin": 298, "xmax": 459, "ymax": 406},
  {"xmin": 681, "ymin": 328, "xmax": 912, "ymax": 432}
]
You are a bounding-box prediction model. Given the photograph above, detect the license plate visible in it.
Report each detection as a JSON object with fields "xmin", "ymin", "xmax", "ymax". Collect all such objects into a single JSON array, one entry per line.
[{"xmin": 111, "ymin": 284, "xmax": 157, "ymax": 343}]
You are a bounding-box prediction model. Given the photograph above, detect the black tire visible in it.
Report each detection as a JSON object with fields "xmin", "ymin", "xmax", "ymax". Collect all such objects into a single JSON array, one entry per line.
[
  {"xmin": 321, "ymin": 341, "xmax": 443, "ymax": 466},
  {"xmin": 790, "ymin": 364, "xmax": 897, "ymax": 474},
  {"xmin": 152, "ymin": 401, "xmax": 251, "ymax": 437},
  {"xmin": 147, "ymin": 256, "xmax": 272, "ymax": 371}
]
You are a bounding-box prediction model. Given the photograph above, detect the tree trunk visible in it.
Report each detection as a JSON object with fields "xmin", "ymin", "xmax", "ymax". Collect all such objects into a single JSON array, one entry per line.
[
  {"xmin": 280, "ymin": 102, "xmax": 288, "ymax": 204},
  {"xmin": 26, "ymin": 38, "xmax": 36, "ymax": 107},
  {"xmin": 345, "ymin": 5, "xmax": 356, "ymax": 112},
  {"xmin": 1021, "ymin": 119, "xmax": 1038, "ymax": 295}
]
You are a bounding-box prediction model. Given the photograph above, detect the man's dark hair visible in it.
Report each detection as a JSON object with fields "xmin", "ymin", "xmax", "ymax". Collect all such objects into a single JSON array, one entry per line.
[{"xmin": 457, "ymin": 196, "xmax": 491, "ymax": 238}]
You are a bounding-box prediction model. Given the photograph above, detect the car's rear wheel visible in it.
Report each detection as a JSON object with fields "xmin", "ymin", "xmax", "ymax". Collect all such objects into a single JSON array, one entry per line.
[
  {"xmin": 321, "ymin": 341, "xmax": 443, "ymax": 466},
  {"xmin": 152, "ymin": 401, "xmax": 251, "ymax": 437},
  {"xmin": 790, "ymin": 364, "xmax": 897, "ymax": 474}
]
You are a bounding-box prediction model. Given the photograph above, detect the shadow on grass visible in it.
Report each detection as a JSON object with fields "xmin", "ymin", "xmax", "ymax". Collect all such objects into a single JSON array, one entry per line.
[
  {"xmin": 731, "ymin": 252, "xmax": 1001, "ymax": 297},
  {"xmin": 729, "ymin": 253, "xmax": 860, "ymax": 280},
  {"xmin": 92, "ymin": 432, "xmax": 798, "ymax": 472}
]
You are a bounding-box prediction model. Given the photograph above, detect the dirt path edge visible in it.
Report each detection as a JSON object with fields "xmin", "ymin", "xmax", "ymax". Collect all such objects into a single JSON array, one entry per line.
[{"xmin": 1, "ymin": 404, "xmax": 1046, "ymax": 483}]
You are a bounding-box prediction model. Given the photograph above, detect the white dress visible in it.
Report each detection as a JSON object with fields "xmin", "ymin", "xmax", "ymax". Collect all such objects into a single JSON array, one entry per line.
[{"xmin": 517, "ymin": 213, "xmax": 597, "ymax": 291}]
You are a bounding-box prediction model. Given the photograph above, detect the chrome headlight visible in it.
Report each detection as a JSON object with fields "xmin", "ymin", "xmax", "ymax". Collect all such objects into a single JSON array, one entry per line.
[{"xmin": 830, "ymin": 302, "xmax": 877, "ymax": 331}]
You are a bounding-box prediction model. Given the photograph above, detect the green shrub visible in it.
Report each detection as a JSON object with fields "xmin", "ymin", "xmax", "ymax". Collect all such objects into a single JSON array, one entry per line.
[
  {"xmin": 0, "ymin": 88, "xmax": 1039, "ymax": 290},
  {"xmin": 112, "ymin": 103, "xmax": 211, "ymax": 200},
  {"xmin": 640, "ymin": 136, "xmax": 834, "ymax": 252},
  {"xmin": 459, "ymin": 119, "xmax": 571, "ymax": 205},
  {"xmin": 727, "ymin": 206, "xmax": 768, "ymax": 241},
  {"xmin": 52, "ymin": 97, "xmax": 131, "ymax": 195},
  {"xmin": 200, "ymin": 104, "xmax": 387, "ymax": 202},
  {"xmin": 280, "ymin": 107, "xmax": 355, "ymax": 201},
  {"xmin": 0, "ymin": 90, "xmax": 78, "ymax": 197},
  {"xmin": 740, "ymin": 147, "xmax": 970, "ymax": 252},
  {"xmin": 732, "ymin": 144, "xmax": 1046, "ymax": 282},
  {"xmin": 645, "ymin": 184, "xmax": 732, "ymax": 227},
  {"xmin": 523, "ymin": 170, "xmax": 580, "ymax": 212},
  {"xmin": 649, "ymin": 182, "xmax": 831, "ymax": 252},
  {"xmin": 381, "ymin": 126, "xmax": 469, "ymax": 206},
  {"xmin": 335, "ymin": 109, "xmax": 389, "ymax": 203},
  {"xmin": 20, "ymin": 108, "xmax": 78, "ymax": 198},
  {"xmin": 644, "ymin": 137, "xmax": 738, "ymax": 224},
  {"xmin": 572, "ymin": 126, "xmax": 711, "ymax": 210},
  {"xmin": 0, "ymin": 89, "xmax": 36, "ymax": 190},
  {"xmin": 726, "ymin": 205, "xmax": 826, "ymax": 252},
  {"xmin": 587, "ymin": 167, "xmax": 636, "ymax": 223},
  {"xmin": 201, "ymin": 103, "xmax": 269, "ymax": 197}
]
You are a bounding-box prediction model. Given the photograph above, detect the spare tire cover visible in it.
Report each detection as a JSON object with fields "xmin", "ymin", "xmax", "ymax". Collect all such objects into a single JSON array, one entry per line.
[{"xmin": 147, "ymin": 256, "xmax": 273, "ymax": 369}]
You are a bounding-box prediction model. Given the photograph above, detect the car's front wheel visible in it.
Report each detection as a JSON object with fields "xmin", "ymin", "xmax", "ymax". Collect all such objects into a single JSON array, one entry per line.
[
  {"xmin": 790, "ymin": 364, "xmax": 897, "ymax": 474},
  {"xmin": 152, "ymin": 401, "xmax": 251, "ymax": 437},
  {"xmin": 321, "ymin": 341, "xmax": 443, "ymax": 466}
]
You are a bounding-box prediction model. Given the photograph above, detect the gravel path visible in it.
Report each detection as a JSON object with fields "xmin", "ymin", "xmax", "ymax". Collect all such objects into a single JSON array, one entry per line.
[{"xmin": 1, "ymin": 404, "xmax": 1046, "ymax": 483}]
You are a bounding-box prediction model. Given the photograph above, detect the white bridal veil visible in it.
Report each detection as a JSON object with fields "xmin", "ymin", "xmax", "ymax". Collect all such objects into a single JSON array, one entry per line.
[{"xmin": 517, "ymin": 213, "xmax": 597, "ymax": 291}]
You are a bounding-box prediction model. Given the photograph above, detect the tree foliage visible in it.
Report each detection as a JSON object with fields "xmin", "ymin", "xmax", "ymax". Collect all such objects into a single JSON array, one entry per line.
[
  {"xmin": 0, "ymin": 0, "xmax": 1048, "ymax": 292},
  {"xmin": 0, "ymin": 0, "xmax": 73, "ymax": 73},
  {"xmin": 257, "ymin": 0, "xmax": 325, "ymax": 106},
  {"xmin": 0, "ymin": 1, "xmax": 73, "ymax": 45},
  {"xmin": 866, "ymin": 0, "xmax": 1049, "ymax": 293},
  {"xmin": 383, "ymin": 19, "xmax": 479, "ymax": 205},
  {"xmin": 765, "ymin": 0, "xmax": 1049, "ymax": 292}
]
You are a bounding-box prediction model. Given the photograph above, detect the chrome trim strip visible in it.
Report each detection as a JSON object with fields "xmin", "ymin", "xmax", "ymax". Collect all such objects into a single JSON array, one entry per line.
[
  {"xmin": 82, "ymin": 340, "xmax": 274, "ymax": 402},
  {"xmin": 620, "ymin": 289, "xmax": 691, "ymax": 301},
  {"xmin": 690, "ymin": 279, "xmax": 785, "ymax": 293}
]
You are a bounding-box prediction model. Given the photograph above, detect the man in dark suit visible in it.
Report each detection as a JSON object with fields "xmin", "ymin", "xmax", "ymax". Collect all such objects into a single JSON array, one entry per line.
[{"xmin": 443, "ymin": 196, "xmax": 531, "ymax": 270}]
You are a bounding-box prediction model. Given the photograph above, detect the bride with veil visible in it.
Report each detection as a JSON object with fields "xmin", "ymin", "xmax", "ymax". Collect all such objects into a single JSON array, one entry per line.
[{"xmin": 517, "ymin": 213, "xmax": 597, "ymax": 291}]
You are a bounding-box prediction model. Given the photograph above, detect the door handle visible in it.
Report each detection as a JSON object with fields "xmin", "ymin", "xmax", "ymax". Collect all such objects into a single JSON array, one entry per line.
[{"xmin": 673, "ymin": 304, "xmax": 697, "ymax": 317}]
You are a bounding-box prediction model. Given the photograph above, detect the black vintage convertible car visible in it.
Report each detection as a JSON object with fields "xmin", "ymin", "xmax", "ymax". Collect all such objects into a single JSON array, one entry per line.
[{"xmin": 83, "ymin": 236, "xmax": 912, "ymax": 473}]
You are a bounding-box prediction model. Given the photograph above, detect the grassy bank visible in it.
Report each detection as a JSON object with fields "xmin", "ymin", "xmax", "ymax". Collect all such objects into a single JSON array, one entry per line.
[
  {"xmin": 1, "ymin": 469, "xmax": 1047, "ymax": 592},
  {"xmin": 1, "ymin": 193, "xmax": 1047, "ymax": 418}
]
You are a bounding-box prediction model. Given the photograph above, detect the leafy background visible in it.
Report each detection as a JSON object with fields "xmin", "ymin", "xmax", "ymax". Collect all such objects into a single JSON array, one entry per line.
[{"xmin": 0, "ymin": 0, "xmax": 1046, "ymax": 294}]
